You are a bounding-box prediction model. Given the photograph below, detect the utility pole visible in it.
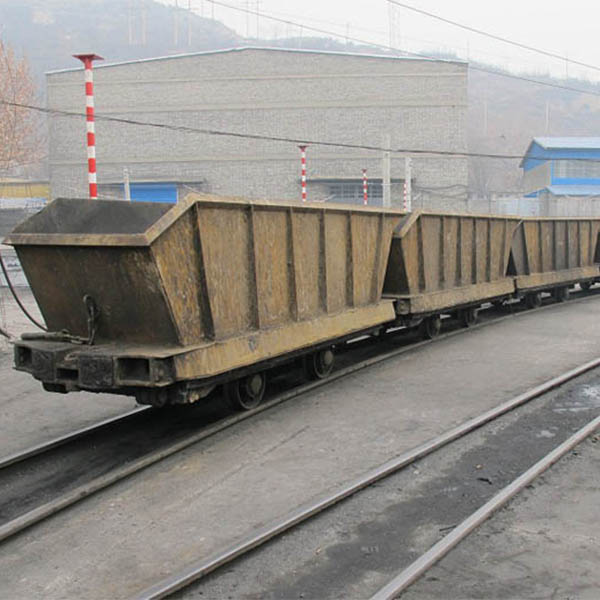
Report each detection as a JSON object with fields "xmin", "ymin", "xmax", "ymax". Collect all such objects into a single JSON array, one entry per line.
[
  {"xmin": 404, "ymin": 156, "xmax": 412, "ymax": 212},
  {"xmin": 388, "ymin": 1, "xmax": 401, "ymax": 51},
  {"xmin": 123, "ymin": 168, "xmax": 131, "ymax": 201},
  {"xmin": 73, "ymin": 54, "xmax": 104, "ymax": 200},
  {"xmin": 382, "ymin": 134, "xmax": 391, "ymax": 208},
  {"xmin": 299, "ymin": 145, "xmax": 308, "ymax": 202},
  {"xmin": 128, "ymin": 0, "xmax": 134, "ymax": 45},
  {"xmin": 188, "ymin": 0, "xmax": 192, "ymax": 47},
  {"xmin": 174, "ymin": 0, "xmax": 179, "ymax": 46},
  {"xmin": 141, "ymin": 0, "xmax": 147, "ymax": 46},
  {"xmin": 483, "ymin": 98, "xmax": 488, "ymax": 137},
  {"xmin": 256, "ymin": 0, "xmax": 260, "ymax": 39},
  {"xmin": 246, "ymin": 0, "xmax": 250, "ymax": 38}
]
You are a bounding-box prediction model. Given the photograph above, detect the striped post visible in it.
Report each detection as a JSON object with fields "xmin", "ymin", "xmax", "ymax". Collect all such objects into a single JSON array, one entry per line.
[
  {"xmin": 73, "ymin": 54, "xmax": 104, "ymax": 199},
  {"xmin": 299, "ymin": 145, "xmax": 307, "ymax": 202},
  {"xmin": 362, "ymin": 169, "xmax": 368, "ymax": 205}
]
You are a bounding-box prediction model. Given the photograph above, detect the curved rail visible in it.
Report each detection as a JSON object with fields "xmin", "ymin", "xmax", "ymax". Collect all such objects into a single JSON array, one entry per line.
[
  {"xmin": 370, "ymin": 414, "xmax": 600, "ymax": 600},
  {"xmin": 1, "ymin": 291, "xmax": 598, "ymax": 546},
  {"xmin": 0, "ymin": 406, "xmax": 149, "ymax": 471},
  {"xmin": 132, "ymin": 356, "xmax": 600, "ymax": 600}
]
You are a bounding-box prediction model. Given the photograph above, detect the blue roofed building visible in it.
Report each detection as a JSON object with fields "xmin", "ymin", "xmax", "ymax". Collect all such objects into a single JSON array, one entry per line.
[{"xmin": 521, "ymin": 137, "xmax": 600, "ymax": 199}]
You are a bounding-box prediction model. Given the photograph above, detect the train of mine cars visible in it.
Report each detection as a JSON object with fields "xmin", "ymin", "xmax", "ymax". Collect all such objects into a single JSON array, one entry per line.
[{"xmin": 6, "ymin": 195, "xmax": 600, "ymax": 410}]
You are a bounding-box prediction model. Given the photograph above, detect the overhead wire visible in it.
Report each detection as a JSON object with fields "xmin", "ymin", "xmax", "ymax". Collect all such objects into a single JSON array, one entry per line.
[
  {"xmin": 0, "ymin": 1, "xmax": 599, "ymax": 175},
  {"xmin": 387, "ymin": 0, "xmax": 600, "ymax": 74},
  {"xmin": 3, "ymin": 97, "xmax": 600, "ymax": 164},
  {"xmin": 204, "ymin": 0, "xmax": 600, "ymax": 97}
]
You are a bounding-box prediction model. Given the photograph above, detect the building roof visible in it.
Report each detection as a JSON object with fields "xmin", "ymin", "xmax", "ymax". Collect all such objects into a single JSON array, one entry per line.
[
  {"xmin": 533, "ymin": 137, "xmax": 600, "ymax": 150},
  {"xmin": 521, "ymin": 137, "xmax": 600, "ymax": 169},
  {"xmin": 545, "ymin": 184, "xmax": 600, "ymax": 197},
  {"xmin": 46, "ymin": 45, "xmax": 466, "ymax": 75}
]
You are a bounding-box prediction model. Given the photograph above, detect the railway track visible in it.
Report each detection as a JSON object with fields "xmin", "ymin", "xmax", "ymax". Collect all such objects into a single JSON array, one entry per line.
[
  {"xmin": 0, "ymin": 405, "xmax": 148, "ymax": 470},
  {"xmin": 369, "ymin": 415, "xmax": 600, "ymax": 600},
  {"xmin": 0, "ymin": 288, "xmax": 597, "ymax": 547},
  {"xmin": 134, "ymin": 355, "xmax": 600, "ymax": 600}
]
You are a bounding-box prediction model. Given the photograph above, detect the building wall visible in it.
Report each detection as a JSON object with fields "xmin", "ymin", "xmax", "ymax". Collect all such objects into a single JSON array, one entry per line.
[
  {"xmin": 47, "ymin": 47, "xmax": 468, "ymax": 203},
  {"xmin": 522, "ymin": 160, "xmax": 551, "ymax": 195}
]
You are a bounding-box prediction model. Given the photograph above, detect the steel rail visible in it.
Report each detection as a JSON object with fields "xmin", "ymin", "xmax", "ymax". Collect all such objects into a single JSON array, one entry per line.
[
  {"xmin": 132, "ymin": 356, "xmax": 600, "ymax": 600},
  {"xmin": 0, "ymin": 406, "xmax": 149, "ymax": 471},
  {"xmin": 370, "ymin": 414, "xmax": 600, "ymax": 600},
  {"xmin": 0, "ymin": 290, "xmax": 597, "ymax": 546}
]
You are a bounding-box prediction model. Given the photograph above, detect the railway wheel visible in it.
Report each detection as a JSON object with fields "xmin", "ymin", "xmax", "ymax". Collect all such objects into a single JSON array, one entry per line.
[
  {"xmin": 458, "ymin": 307, "xmax": 478, "ymax": 328},
  {"xmin": 419, "ymin": 315, "xmax": 441, "ymax": 340},
  {"xmin": 304, "ymin": 347, "xmax": 335, "ymax": 380},
  {"xmin": 553, "ymin": 287, "xmax": 569, "ymax": 303},
  {"xmin": 525, "ymin": 292, "xmax": 542, "ymax": 309},
  {"xmin": 581, "ymin": 281, "xmax": 592, "ymax": 292},
  {"xmin": 224, "ymin": 372, "xmax": 266, "ymax": 411}
]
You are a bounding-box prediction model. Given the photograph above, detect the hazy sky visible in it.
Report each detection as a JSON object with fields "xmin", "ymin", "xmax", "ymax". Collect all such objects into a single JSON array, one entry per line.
[{"xmin": 167, "ymin": 0, "xmax": 600, "ymax": 81}]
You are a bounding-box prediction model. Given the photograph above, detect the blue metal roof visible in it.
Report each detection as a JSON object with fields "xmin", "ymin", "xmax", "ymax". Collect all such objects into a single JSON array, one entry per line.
[
  {"xmin": 521, "ymin": 137, "xmax": 600, "ymax": 170},
  {"xmin": 533, "ymin": 137, "xmax": 600, "ymax": 150},
  {"xmin": 545, "ymin": 185, "xmax": 600, "ymax": 196}
]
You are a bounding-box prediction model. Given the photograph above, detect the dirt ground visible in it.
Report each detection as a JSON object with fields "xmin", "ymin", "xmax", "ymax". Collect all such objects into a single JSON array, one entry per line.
[
  {"xmin": 0, "ymin": 287, "xmax": 135, "ymax": 457},
  {"xmin": 2, "ymin": 296, "xmax": 600, "ymax": 598}
]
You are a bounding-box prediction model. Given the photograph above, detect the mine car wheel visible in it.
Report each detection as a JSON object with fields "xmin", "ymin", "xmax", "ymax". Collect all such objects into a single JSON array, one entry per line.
[
  {"xmin": 580, "ymin": 281, "xmax": 592, "ymax": 292},
  {"xmin": 553, "ymin": 287, "xmax": 569, "ymax": 303},
  {"xmin": 420, "ymin": 315, "xmax": 442, "ymax": 340},
  {"xmin": 224, "ymin": 372, "xmax": 266, "ymax": 411},
  {"xmin": 304, "ymin": 348, "xmax": 335, "ymax": 380},
  {"xmin": 458, "ymin": 307, "xmax": 478, "ymax": 328},
  {"xmin": 525, "ymin": 292, "xmax": 542, "ymax": 309}
]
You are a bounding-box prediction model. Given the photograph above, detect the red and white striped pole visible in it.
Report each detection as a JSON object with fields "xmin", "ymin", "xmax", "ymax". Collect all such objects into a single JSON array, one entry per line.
[
  {"xmin": 73, "ymin": 54, "xmax": 104, "ymax": 199},
  {"xmin": 362, "ymin": 169, "xmax": 368, "ymax": 205},
  {"xmin": 299, "ymin": 145, "xmax": 307, "ymax": 202}
]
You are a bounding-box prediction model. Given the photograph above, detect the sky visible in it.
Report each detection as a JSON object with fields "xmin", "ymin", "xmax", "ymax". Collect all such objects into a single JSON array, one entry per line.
[{"xmin": 163, "ymin": 0, "xmax": 600, "ymax": 82}]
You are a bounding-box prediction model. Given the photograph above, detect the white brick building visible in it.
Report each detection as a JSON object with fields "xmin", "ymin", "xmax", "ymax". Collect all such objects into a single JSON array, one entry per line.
[{"xmin": 47, "ymin": 47, "xmax": 468, "ymax": 206}]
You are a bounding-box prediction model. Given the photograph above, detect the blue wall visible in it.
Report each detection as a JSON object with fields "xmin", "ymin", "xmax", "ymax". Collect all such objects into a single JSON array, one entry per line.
[{"xmin": 123, "ymin": 183, "xmax": 178, "ymax": 203}]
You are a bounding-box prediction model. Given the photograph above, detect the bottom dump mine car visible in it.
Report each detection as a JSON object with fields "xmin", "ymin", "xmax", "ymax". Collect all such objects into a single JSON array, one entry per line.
[
  {"xmin": 383, "ymin": 212, "xmax": 521, "ymax": 336},
  {"xmin": 510, "ymin": 217, "xmax": 600, "ymax": 306},
  {"xmin": 6, "ymin": 195, "xmax": 402, "ymax": 409}
]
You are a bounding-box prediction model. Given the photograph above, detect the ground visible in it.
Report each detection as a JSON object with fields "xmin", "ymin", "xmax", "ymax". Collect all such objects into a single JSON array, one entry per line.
[
  {"xmin": 1, "ymin": 290, "xmax": 600, "ymax": 598},
  {"xmin": 0, "ymin": 288, "xmax": 134, "ymax": 456}
]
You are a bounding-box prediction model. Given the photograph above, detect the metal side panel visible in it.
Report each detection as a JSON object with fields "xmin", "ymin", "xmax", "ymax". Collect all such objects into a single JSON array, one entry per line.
[
  {"xmin": 172, "ymin": 301, "xmax": 396, "ymax": 380},
  {"xmin": 515, "ymin": 266, "xmax": 600, "ymax": 292},
  {"xmin": 389, "ymin": 279, "xmax": 515, "ymax": 316}
]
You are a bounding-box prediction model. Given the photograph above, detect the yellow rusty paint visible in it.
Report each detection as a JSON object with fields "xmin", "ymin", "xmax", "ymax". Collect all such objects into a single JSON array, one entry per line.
[
  {"xmin": 392, "ymin": 279, "xmax": 515, "ymax": 315},
  {"xmin": 384, "ymin": 212, "xmax": 522, "ymax": 312},
  {"xmin": 510, "ymin": 217, "xmax": 600, "ymax": 291},
  {"xmin": 515, "ymin": 266, "xmax": 600, "ymax": 291},
  {"xmin": 0, "ymin": 181, "xmax": 49, "ymax": 199},
  {"xmin": 9, "ymin": 194, "xmax": 404, "ymax": 376},
  {"xmin": 172, "ymin": 301, "xmax": 396, "ymax": 380}
]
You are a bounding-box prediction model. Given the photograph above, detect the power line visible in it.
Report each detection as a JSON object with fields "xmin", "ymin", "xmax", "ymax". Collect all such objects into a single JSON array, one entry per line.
[
  {"xmin": 4, "ymin": 98, "xmax": 600, "ymax": 164},
  {"xmin": 205, "ymin": 0, "xmax": 600, "ymax": 98},
  {"xmin": 388, "ymin": 0, "xmax": 600, "ymax": 74}
]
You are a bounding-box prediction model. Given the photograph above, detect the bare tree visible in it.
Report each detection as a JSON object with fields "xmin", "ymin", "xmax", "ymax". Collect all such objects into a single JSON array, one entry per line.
[{"xmin": 0, "ymin": 39, "xmax": 44, "ymax": 174}]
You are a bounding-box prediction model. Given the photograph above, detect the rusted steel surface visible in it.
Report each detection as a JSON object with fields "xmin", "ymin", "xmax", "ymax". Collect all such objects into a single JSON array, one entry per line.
[
  {"xmin": 511, "ymin": 217, "xmax": 600, "ymax": 291},
  {"xmin": 7, "ymin": 195, "xmax": 402, "ymax": 386},
  {"xmin": 383, "ymin": 212, "xmax": 521, "ymax": 315}
]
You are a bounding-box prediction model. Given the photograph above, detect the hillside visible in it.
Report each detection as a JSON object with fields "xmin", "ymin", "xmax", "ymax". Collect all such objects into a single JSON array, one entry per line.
[
  {"xmin": 0, "ymin": 0, "xmax": 241, "ymax": 79},
  {"xmin": 2, "ymin": 0, "xmax": 600, "ymax": 193}
]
